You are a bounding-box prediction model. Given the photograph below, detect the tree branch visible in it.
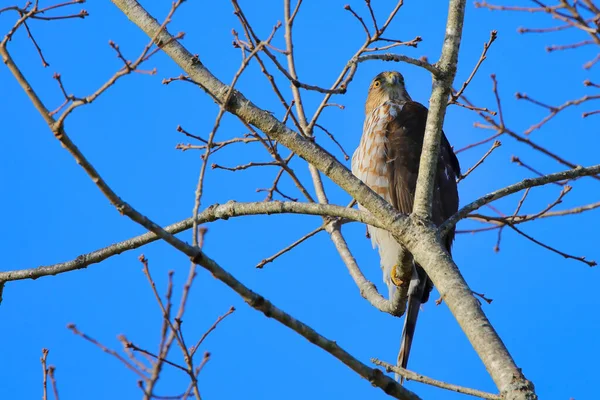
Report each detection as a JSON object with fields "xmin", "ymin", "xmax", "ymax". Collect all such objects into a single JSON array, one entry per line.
[
  {"xmin": 372, "ymin": 358, "xmax": 502, "ymax": 400},
  {"xmin": 441, "ymin": 164, "xmax": 600, "ymax": 235},
  {"xmin": 412, "ymin": 0, "xmax": 466, "ymax": 219},
  {"xmin": 356, "ymin": 53, "xmax": 440, "ymax": 76},
  {"xmin": 0, "ymin": 201, "xmax": 383, "ymax": 285}
]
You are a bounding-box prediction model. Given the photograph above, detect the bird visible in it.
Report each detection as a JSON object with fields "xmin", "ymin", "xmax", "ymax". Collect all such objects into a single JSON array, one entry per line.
[{"xmin": 351, "ymin": 71, "xmax": 460, "ymax": 379}]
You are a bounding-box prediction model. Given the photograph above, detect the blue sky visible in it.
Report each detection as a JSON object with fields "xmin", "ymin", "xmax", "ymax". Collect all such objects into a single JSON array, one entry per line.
[{"xmin": 1, "ymin": 1, "xmax": 599, "ymax": 399}]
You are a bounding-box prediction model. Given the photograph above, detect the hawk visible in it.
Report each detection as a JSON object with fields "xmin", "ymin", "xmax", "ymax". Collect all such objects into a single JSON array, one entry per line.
[{"xmin": 351, "ymin": 71, "xmax": 460, "ymax": 376}]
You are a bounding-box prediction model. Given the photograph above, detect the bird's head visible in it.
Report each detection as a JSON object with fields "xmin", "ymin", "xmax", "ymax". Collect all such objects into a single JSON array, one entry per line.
[{"xmin": 365, "ymin": 71, "xmax": 411, "ymax": 115}]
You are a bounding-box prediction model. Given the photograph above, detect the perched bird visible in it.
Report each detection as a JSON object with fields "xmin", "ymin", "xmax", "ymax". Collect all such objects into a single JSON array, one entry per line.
[{"xmin": 351, "ymin": 71, "xmax": 460, "ymax": 377}]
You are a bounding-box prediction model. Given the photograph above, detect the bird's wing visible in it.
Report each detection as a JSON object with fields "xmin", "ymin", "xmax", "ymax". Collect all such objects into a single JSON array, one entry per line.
[
  {"xmin": 384, "ymin": 101, "xmax": 460, "ymax": 242},
  {"xmin": 437, "ymin": 133, "xmax": 461, "ymax": 250},
  {"xmin": 383, "ymin": 101, "xmax": 425, "ymax": 216},
  {"xmin": 382, "ymin": 101, "xmax": 425, "ymax": 378},
  {"xmin": 383, "ymin": 100, "xmax": 461, "ymax": 379}
]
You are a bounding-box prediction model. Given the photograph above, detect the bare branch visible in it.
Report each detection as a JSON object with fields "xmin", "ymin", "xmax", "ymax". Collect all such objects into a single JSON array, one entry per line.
[
  {"xmin": 412, "ymin": 0, "xmax": 467, "ymax": 219},
  {"xmin": 506, "ymin": 223, "xmax": 596, "ymax": 266},
  {"xmin": 0, "ymin": 201, "xmax": 383, "ymax": 284},
  {"xmin": 456, "ymin": 131, "xmax": 502, "ymax": 153},
  {"xmin": 451, "ymin": 30, "xmax": 498, "ymax": 102},
  {"xmin": 67, "ymin": 324, "xmax": 148, "ymax": 379},
  {"xmin": 516, "ymin": 92, "xmax": 600, "ymax": 135},
  {"xmin": 41, "ymin": 348, "xmax": 49, "ymax": 400},
  {"xmin": 315, "ymin": 123, "xmax": 350, "ymax": 161},
  {"xmin": 372, "ymin": 358, "xmax": 502, "ymax": 400},
  {"xmin": 459, "ymin": 85, "xmax": 600, "ymax": 181},
  {"xmin": 190, "ymin": 306, "xmax": 236, "ymax": 357},
  {"xmin": 457, "ymin": 140, "xmax": 501, "ymax": 182},
  {"xmin": 345, "ymin": 4, "xmax": 371, "ymax": 40},
  {"xmin": 356, "ymin": 53, "xmax": 440, "ymax": 76},
  {"xmin": 256, "ymin": 225, "xmax": 325, "ymax": 268},
  {"xmin": 126, "ymin": 342, "xmax": 188, "ymax": 373},
  {"xmin": 511, "ymin": 156, "xmax": 567, "ymax": 186},
  {"xmin": 47, "ymin": 365, "xmax": 59, "ymax": 400},
  {"xmin": 442, "ymin": 164, "xmax": 600, "ymax": 235}
]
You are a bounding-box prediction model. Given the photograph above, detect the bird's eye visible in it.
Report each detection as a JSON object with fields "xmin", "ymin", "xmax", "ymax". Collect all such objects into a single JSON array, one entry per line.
[{"xmin": 373, "ymin": 80, "xmax": 381, "ymax": 88}]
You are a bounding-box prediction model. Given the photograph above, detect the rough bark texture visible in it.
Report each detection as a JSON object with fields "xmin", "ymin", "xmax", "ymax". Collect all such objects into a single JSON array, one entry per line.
[
  {"xmin": 0, "ymin": 201, "xmax": 382, "ymax": 282},
  {"xmin": 398, "ymin": 223, "xmax": 536, "ymax": 400},
  {"xmin": 412, "ymin": 0, "xmax": 465, "ymax": 219}
]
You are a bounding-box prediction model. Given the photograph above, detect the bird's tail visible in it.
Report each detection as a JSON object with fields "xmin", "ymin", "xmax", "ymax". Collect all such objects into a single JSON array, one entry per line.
[{"xmin": 396, "ymin": 263, "xmax": 427, "ymax": 383}]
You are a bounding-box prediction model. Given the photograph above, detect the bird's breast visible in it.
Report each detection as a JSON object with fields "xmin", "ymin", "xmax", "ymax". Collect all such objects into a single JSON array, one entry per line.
[{"xmin": 351, "ymin": 104, "xmax": 399, "ymax": 202}]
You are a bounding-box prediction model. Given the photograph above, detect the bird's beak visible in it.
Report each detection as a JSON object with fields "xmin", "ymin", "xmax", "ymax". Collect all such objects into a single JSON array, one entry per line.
[{"xmin": 387, "ymin": 73, "xmax": 400, "ymax": 86}]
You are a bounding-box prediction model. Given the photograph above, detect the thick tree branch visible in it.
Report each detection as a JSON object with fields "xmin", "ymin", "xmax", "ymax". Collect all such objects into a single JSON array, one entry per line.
[
  {"xmin": 0, "ymin": 201, "xmax": 383, "ymax": 284},
  {"xmin": 441, "ymin": 164, "xmax": 600, "ymax": 235},
  {"xmin": 192, "ymin": 252, "xmax": 422, "ymax": 400},
  {"xmin": 396, "ymin": 222, "xmax": 536, "ymax": 400},
  {"xmin": 326, "ymin": 220, "xmax": 405, "ymax": 316},
  {"xmin": 469, "ymin": 200, "xmax": 600, "ymax": 226},
  {"xmin": 376, "ymin": 4, "xmax": 536, "ymax": 396},
  {"xmin": 412, "ymin": 0, "xmax": 466, "ymax": 219}
]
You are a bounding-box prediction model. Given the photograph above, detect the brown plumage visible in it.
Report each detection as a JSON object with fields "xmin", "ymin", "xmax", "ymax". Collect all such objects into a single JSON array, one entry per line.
[{"xmin": 351, "ymin": 71, "xmax": 460, "ymax": 380}]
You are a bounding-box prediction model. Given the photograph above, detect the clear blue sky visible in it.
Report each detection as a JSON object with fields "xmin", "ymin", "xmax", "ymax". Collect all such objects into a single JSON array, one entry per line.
[{"xmin": 1, "ymin": 1, "xmax": 599, "ymax": 399}]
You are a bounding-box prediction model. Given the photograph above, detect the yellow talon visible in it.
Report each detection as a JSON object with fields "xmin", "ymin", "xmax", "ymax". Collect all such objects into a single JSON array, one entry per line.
[{"xmin": 391, "ymin": 264, "xmax": 403, "ymax": 287}]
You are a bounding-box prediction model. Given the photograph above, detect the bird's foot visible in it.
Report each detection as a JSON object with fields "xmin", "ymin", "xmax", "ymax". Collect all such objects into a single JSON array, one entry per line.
[{"xmin": 390, "ymin": 264, "xmax": 404, "ymax": 287}]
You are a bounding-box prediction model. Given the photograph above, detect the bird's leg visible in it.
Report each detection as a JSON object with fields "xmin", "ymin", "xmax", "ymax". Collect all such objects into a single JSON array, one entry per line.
[
  {"xmin": 391, "ymin": 251, "xmax": 413, "ymax": 288},
  {"xmin": 387, "ymin": 250, "xmax": 414, "ymax": 317},
  {"xmin": 391, "ymin": 264, "xmax": 404, "ymax": 287}
]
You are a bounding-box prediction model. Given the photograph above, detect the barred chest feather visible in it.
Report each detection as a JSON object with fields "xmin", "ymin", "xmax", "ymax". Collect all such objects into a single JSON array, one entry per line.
[
  {"xmin": 351, "ymin": 101, "xmax": 404, "ymax": 205},
  {"xmin": 351, "ymin": 101, "xmax": 405, "ymax": 253}
]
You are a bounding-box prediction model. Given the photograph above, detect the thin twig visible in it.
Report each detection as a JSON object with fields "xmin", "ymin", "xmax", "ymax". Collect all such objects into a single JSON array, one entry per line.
[
  {"xmin": 356, "ymin": 53, "xmax": 440, "ymax": 76},
  {"xmin": 344, "ymin": 4, "xmax": 371, "ymax": 40},
  {"xmin": 191, "ymin": 20, "xmax": 282, "ymax": 247},
  {"xmin": 67, "ymin": 324, "xmax": 148, "ymax": 379},
  {"xmin": 511, "ymin": 156, "xmax": 567, "ymax": 186},
  {"xmin": 457, "ymin": 140, "xmax": 501, "ymax": 182},
  {"xmin": 516, "ymin": 92, "xmax": 600, "ymax": 135},
  {"xmin": 365, "ymin": 0, "xmax": 379, "ymax": 34},
  {"xmin": 48, "ymin": 365, "xmax": 59, "ymax": 400},
  {"xmin": 212, "ymin": 161, "xmax": 279, "ymax": 172},
  {"xmin": 22, "ymin": 20, "xmax": 49, "ymax": 67},
  {"xmin": 472, "ymin": 291, "xmax": 493, "ymax": 304},
  {"xmin": 41, "ymin": 348, "xmax": 49, "ymax": 400},
  {"xmin": 190, "ymin": 306, "xmax": 236, "ymax": 357},
  {"xmin": 459, "ymin": 88, "xmax": 600, "ymax": 181},
  {"xmin": 456, "ymin": 132, "xmax": 502, "ymax": 153},
  {"xmin": 451, "ymin": 30, "xmax": 497, "ymax": 102},
  {"xmin": 371, "ymin": 358, "xmax": 502, "ymax": 400},
  {"xmin": 315, "ymin": 123, "xmax": 350, "ymax": 161},
  {"xmin": 176, "ymin": 125, "xmax": 207, "ymax": 143},
  {"xmin": 506, "ymin": 223, "xmax": 596, "ymax": 266},
  {"xmin": 117, "ymin": 335, "xmax": 152, "ymax": 374},
  {"xmin": 441, "ymin": 164, "xmax": 600, "ymax": 234},
  {"xmin": 256, "ymin": 225, "xmax": 325, "ymax": 268},
  {"xmin": 126, "ymin": 342, "xmax": 188, "ymax": 373}
]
